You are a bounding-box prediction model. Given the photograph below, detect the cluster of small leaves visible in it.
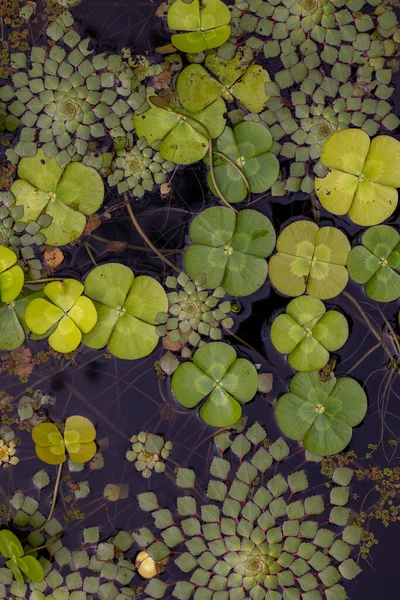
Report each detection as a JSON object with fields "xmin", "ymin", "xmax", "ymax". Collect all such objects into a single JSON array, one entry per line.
[
  {"xmin": 0, "ymin": 486, "xmax": 138, "ymax": 599},
  {"xmin": 135, "ymin": 421, "xmax": 363, "ymax": 600},
  {"xmin": 126, "ymin": 431, "xmax": 173, "ymax": 478},
  {"xmin": 0, "ymin": 191, "xmax": 48, "ymax": 278},
  {"xmin": 156, "ymin": 273, "xmax": 234, "ymax": 358}
]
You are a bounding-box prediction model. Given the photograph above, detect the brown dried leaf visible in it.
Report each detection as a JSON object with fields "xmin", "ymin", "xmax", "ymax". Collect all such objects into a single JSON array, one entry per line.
[
  {"xmin": 258, "ymin": 373, "xmax": 273, "ymax": 394},
  {"xmin": 13, "ymin": 347, "xmax": 33, "ymax": 380},
  {"xmin": 44, "ymin": 248, "xmax": 64, "ymax": 270},
  {"xmin": 84, "ymin": 213, "xmax": 101, "ymax": 235},
  {"xmin": 105, "ymin": 241, "xmax": 127, "ymax": 253}
]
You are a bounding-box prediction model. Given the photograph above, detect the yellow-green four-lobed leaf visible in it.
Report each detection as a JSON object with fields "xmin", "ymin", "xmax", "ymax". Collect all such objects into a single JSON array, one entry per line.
[
  {"xmin": 32, "ymin": 416, "xmax": 97, "ymax": 465},
  {"xmin": 24, "ymin": 279, "xmax": 97, "ymax": 353},
  {"xmin": 268, "ymin": 220, "xmax": 350, "ymax": 300},
  {"xmin": 168, "ymin": 0, "xmax": 231, "ymax": 53},
  {"xmin": 82, "ymin": 263, "xmax": 168, "ymax": 360},
  {"xmin": 172, "ymin": 342, "xmax": 258, "ymax": 427},
  {"xmin": 0, "ymin": 288, "xmax": 45, "ymax": 351},
  {"xmin": 0, "ymin": 245, "xmax": 24, "ymax": 304},
  {"xmin": 10, "ymin": 150, "xmax": 104, "ymax": 246},
  {"xmin": 315, "ymin": 129, "xmax": 400, "ymax": 226}
]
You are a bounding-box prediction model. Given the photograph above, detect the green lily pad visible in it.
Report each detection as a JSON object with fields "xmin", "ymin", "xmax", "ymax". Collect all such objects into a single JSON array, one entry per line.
[
  {"xmin": 177, "ymin": 55, "xmax": 271, "ymax": 115},
  {"xmin": 10, "ymin": 150, "xmax": 104, "ymax": 246},
  {"xmin": 347, "ymin": 225, "xmax": 400, "ymax": 302},
  {"xmin": 32, "ymin": 415, "xmax": 97, "ymax": 465},
  {"xmin": 271, "ymin": 296, "xmax": 349, "ymax": 371},
  {"xmin": 275, "ymin": 371, "xmax": 367, "ymax": 456},
  {"xmin": 133, "ymin": 95, "xmax": 226, "ymax": 165},
  {"xmin": 168, "ymin": 0, "xmax": 231, "ymax": 53},
  {"xmin": 185, "ymin": 207, "xmax": 276, "ymax": 296},
  {"xmin": 315, "ymin": 129, "xmax": 400, "ymax": 226},
  {"xmin": 0, "ymin": 287, "xmax": 45, "ymax": 351},
  {"xmin": 82, "ymin": 263, "xmax": 168, "ymax": 360},
  {"xmin": 208, "ymin": 122, "xmax": 280, "ymax": 203},
  {"xmin": 24, "ymin": 279, "xmax": 97, "ymax": 352},
  {"xmin": 0, "ymin": 530, "xmax": 44, "ymax": 583},
  {"xmin": 0, "ymin": 246, "xmax": 24, "ymax": 303},
  {"xmin": 171, "ymin": 342, "xmax": 258, "ymax": 427},
  {"xmin": 268, "ymin": 220, "xmax": 350, "ymax": 299}
]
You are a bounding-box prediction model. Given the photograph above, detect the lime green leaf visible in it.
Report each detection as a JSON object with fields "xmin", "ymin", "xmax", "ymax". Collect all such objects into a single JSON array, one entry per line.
[{"xmin": 0, "ymin": 530, "xmax": 23, "ymax": 559}]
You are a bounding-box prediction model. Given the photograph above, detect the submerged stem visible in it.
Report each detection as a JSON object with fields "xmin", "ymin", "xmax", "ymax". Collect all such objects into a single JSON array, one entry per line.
[
  {"xmin": 26, "ymin": 278, "xmax": 67, "ymax": 284},
  {"xmin": 40, "ymin": 463, "xmax": 63, "ymax": 530},
  {"xmin": 126, "ymin": 202, "xmax": 180, "ymax": 272}
]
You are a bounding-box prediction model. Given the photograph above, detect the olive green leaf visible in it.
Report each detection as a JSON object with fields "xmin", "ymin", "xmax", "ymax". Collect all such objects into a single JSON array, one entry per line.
[
  {"xmin": 275, "ymin": 371, "xmax": 367, "ymax": 456},
  {"xmin": 347, "ymin": 225, "xmax": 400, "ymax": 302},
  {"xmin": 32, "ymin": 415, "xmax": 97, "ymax": 465},
  {"xmin": 82, "ymin": 263, "xmax": 168, "ymax": 360},
  {"xmin": 268, "ymin": 220, "xmax": 350, "ymax": 299},
  {"xmin": 171, "ymin": 342, "xmax": 258, "ymax": 427},
  {"xmin": 185, "ymin": 207, "xmax": 276, "ymax": 297},
  {"xmin": 168, "ymin": 0, "xmax": 231, "ymax": 53},
  {"xmin": 315, "ymin": 129, "xmax": 400, "ymax": 226},
  {"xmin": 24, "ymin": 279, "xmax": 97, "ymax": 353},
  {"xmin": 0, "ymin": 287, "xmax": 45, "ymax": 351},
  {"xmin": 133, "ymin": 95, "xmax": 226, "ymax": 165},
  {"xmin": 10, "ymin": 150, "xmax": 104, "ymax": 246},
  {"xmin": 271, "ymin": 296, "xmax": 349, "ymax": 371},
  {"xmin": 208, "ymin": 122, "xmax": 280, "ymax": 203}
]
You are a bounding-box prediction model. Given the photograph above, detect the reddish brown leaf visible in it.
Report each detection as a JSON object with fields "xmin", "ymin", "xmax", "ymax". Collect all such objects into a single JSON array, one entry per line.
[
  {"xmin": 105, "ymin": 241, "xmax": 127, "ymax": 253},
  {"xmin": 44, "ymin": 248, "xmax": 64, "ymax": 270}
]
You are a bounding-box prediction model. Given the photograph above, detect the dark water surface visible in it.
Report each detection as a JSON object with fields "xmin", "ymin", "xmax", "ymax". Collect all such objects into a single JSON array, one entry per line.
[{"xmin": 1, "ymin": 0, "xmax": 399, "ymax": 598}]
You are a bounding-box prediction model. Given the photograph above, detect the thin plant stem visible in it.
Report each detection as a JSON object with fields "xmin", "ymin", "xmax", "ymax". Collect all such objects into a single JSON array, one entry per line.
[
  {"xmin": 40, "ymin": 463, "xmax": 63, "ymax": 530},
  {"xmin": 213, "ymin": 150, "xmax": 251, "ymax": 201},
  {"xmin": 26, "ymin": 278, "xmax": 68, "ymax": 284},
  {"xmin": 24, "ymin": 533, "xmax": 62, "ymax": 554},
  {"xmin": 84, "ymin": 242, "xmax": 98, "ymax": 267},
  {"xmin": 89, "ymin": 233, "xmax": 182, "ymax": 254},
  {"xmin": 126, "ymin": 202, "xmax": 180, "ymax": 272}
]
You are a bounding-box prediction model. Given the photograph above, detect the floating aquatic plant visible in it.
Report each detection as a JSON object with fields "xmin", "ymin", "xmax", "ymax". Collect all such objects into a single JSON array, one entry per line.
[
  {"xmin": 32, "ymin": 415, "xmax": 97, "ymax": 465},
  {"xmin": 10, "ymin": 150, "xmax": 104, "ymax": 246},
  {"xmin": 168, "ymin": 0, "xmax": 232, "ymax": 53},
  {"xmin": 0, "ymin": 440, "xmax": 19, "ymax": 468},
  {"xmin": 24, "ymin": 279, "xmax": 97, "ymax": 353},
  {"xmin": 0, "ymin": 245, "xmax": 24, "ymax": 303},
  {"xmin": 268, "ymin": 220, "xmax": 350, "ymax": 299},
  {"xmin": 171, "ymin": 341, "xmax": 258, "ymax": 427},
  {"xmin": 134, "ymin": 94, "xmax": 226, "ymax": 165},
  {"xmin": 126, "ymin": 432, "xmax": 173, "ymax": 478},
  {"xmin": 347, "ymin": 225, "xmax": 400, "ymax": 302},
  {"xmin": 275, "ymin": 371, "xmax": 367, "ymax": 455},
  {"xmin": 0, "ymin": 190, "xmax": 49, "ymax": 249},
  {"xmin": 271, "ymin": 296, "xmax": 349, "ymax": 371},
  {"xmin": 0, "ymin": 530, "xmax": 44, "ymax": 584},
  {"xmin": 135, "ymin": 421, "xmax": 363, "ymax": 600},
  {"xmin": 208, "ymin": 122, "xmax": 279, "ymax": 203},
  {"xmin": 107, "ymin": 136, "xmax": 174, "ymax": 196},
  {"xmin": 83, "ymin": 263, "xmax": 168, "ymax": 360},
  {"xmin": 0, "ymin": 287, "xmax": 45, "ymax": 351},
  {"xmin": 315, "ymin": 129, "xmax": 400, "ymax": 226},
  {"xmin": 156, "ymin": 272, "xmax": 233, "ymax": 357},
  {"xmin": 185, "ymin": 207, "xmax": 276, "ymax": 297}
]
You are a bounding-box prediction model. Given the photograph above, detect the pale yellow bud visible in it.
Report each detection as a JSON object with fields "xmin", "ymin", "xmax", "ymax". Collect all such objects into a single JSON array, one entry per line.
[{"xmin": 136, "ymin": 551, "xmax": 158, "ymax": 579}]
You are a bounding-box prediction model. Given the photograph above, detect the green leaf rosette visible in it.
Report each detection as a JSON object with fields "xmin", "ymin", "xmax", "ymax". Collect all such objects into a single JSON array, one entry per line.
[
  {"xmin": 171, "ymin": 342, "xmax": 258, "ymax": 427},
  {"xmin": 315, "ymin": 129, "xmax": 400, "ymax": 226},
  {"xmin": 208, "ymin": 122, "xmax": 280, "ymax": 203},
  {"xmin": 83, "ymin": 263, "xmax": 168, "ymax": 360},
  {"xmin": 275, "ymin": 371, "xmax": 367, "ymax": 456},
  {"xmin": 10, "ymin": 150, "xmax": 104, "ymax": 246},
  {"xmin": 271, "ymin": 296, "xmax": 349, "ymax": 371},
  {"xmin": 168, "ymin": 0, "xmax": 231, "ymax": 53},
  {"xmin": 24, "ymin": 279, "xmax": 97, "ymax": 353},
  {"xmin": 268, "ymin": 220, "xmax": 350, "ymax": 299},
  {"xmin": 185, "ymin": 207, "xmax": 276, "ymax": 297},
  {"xmin": 347, "ymin": 225, "xmax": 400, "ymax": 302}
]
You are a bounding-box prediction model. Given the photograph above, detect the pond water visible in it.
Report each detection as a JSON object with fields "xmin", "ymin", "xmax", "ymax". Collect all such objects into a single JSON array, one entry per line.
[{"xmin": 0, "ymin": 1, "xmax": 399, "ymax": 599}]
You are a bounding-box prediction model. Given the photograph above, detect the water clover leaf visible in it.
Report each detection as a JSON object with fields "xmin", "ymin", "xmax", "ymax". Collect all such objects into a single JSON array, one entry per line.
[
  {"xmin": 271, "ymin": 296, "xmax": 349, "ymax": 371},
  {"xmin": 0, "ymin": 287, "xmax": 45, "ymax": 351},
  {"xmin": 168, "ymin": 0, "xmax": 231, "ymax": 53},
  {"xmin": 0, "ymin": 245, "xmax": 24, "ymax": 303},
  {"xmin": 208, "ymin": 122, "xmax": 280, "ymax": 203},
  {"xmin": 177, "ymin": 54, "xmax": 271, "ymax": 115},
  {"xmin": 10, "ymin": 149, "xmax": 104, "ymax": 246},
  {"xmin": 82, "ymin": 263, "xmax": 168, "ymax": 360},
  {"xmin": 268, "ymin": 220, "xmax": 350, "ymax": 299},
  {"xmin": 133, "ymin": 95, "xmax": 226, "ymax": 165},
  {"xmin": 0, "ymin": 530, "xmax": 44, "ymax": 584},
  {"xmin": 347, "ymin": 225, "xmax": 400, "ymax": 302},
  {"xmin": 275, "ymin": 371, "xmax": 367, "ymax": 456},
  {"xmin": 24, "ymin": 279, "xmax": 97, "ymax": 353},
  {"xmin": 185, "ymin": 207, "xmax": 276, "ymax": 296},
  {"xmin": 32, "ymin": 415, "xmax": 97, "ymax": 465},
  {"xmin": 172, "ymin": 342, "xmax": 258, "ymax": 427},
  {"xmin": 315, "ymin": 129, "xmax": 400, "ymax": 226}
]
